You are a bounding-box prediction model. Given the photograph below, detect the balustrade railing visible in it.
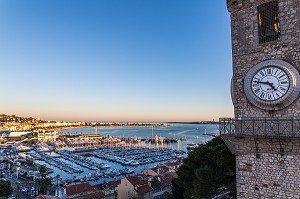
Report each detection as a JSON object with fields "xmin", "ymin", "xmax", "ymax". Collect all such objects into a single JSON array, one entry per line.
[{"xmin": 219, "ymin": 118, "xmax": 300, "ymax": 138}]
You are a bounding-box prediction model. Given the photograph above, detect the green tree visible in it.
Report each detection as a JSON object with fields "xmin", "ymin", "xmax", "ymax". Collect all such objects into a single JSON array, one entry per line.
[
  {"xmin": 40, "ymin": 177, "xmax": 52, "ymax": 194},
  {"xmin": 0, "ymin": 179, "xmax": 13, "ymax": 198},
  {"xmin": 171, "ymin": 178, "xmax": 185, "ymax": 199},
  {"xmin": 38, "ymin": 165, "xmax": 47, "ymax": 178},
  {"xmin": 38, "ymin": 165, "xmax": 51, "ymax": 194},
  {"xmin": 174, "ymin": 137, "xmax": 236, "ymax": 199}
]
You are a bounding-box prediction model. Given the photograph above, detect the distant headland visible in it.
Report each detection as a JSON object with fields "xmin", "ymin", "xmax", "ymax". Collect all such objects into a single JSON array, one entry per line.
[
  {"xmin": 0, "ymin": 113, "xmax": 168, "ymax": 132},
  {"xmin": 167, "ymin": 121, "xmax": 218, "ymax": 124}
]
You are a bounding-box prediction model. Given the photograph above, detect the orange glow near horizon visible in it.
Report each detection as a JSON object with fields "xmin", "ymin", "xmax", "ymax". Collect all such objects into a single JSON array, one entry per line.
[{"xmin": 1, "ymin": 108, "xmax": 234, "ymax": 123}]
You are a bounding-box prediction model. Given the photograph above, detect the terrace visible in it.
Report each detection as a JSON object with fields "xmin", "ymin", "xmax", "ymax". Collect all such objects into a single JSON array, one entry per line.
[{"xmin": 219, "ymin": 118, "xmax": 300, "ymax": 139}]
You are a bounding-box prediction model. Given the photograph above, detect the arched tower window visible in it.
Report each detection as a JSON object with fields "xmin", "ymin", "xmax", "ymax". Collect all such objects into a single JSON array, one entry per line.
[{"xmin": 257, "ymin": 1, "xmax": 280, "ymax": 43}]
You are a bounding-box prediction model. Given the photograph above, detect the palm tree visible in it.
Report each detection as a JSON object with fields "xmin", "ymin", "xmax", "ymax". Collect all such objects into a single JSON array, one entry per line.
[{"xmin": 38, "ymin": 165, "xmax": 51, "ymax": 194}]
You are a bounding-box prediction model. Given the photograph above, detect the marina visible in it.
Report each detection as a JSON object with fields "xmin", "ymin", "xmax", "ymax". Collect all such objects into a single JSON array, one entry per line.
[
  {"xmin": 1, "ymin": 124, "xmax": 218, "ymax": 192},
  {"xmin": 32, "ymin": 144, "xmax": 186, "ymax": 185},
  {"xmin": 23, "ymin": 124, "xmax": 217, "ymax": 185}
]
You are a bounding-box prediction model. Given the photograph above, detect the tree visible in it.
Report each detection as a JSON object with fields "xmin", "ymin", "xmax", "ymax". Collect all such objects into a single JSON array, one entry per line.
[
  {"xmin": 171, "ymin": 178, "xmax": 185, "ymax": 199},
  {"xmin": 40, "ymin": 177, "xmax": 52, "ymax": 194},
  {"xmin": 38, "ymin": 165, "xmax": 47, "ymax": 178},
  {"xmin": 173, "ymin": 137, "xmax": 236, "ymax": 199},
  {"xmin": 0, "ymin": 179, "xmax": 13, "ymax": 198},
  {"xmin": 38, "ymin": 165, "xmax": 52, "ymax": 194},
  {"xmin": 162, "ymin": 190, "xmax": 173, "ymax": 199}
]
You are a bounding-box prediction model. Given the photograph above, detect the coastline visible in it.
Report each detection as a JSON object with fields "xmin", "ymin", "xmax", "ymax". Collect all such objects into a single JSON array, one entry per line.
[{"xmin": 55, "ymin": 124, "xmax": 171, "ymax": 132}]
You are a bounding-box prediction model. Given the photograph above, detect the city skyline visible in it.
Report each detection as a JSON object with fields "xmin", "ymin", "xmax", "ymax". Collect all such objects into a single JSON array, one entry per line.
[{"xmin": 0, "ymin": 0, "xmax": 233, "ymax": 122}]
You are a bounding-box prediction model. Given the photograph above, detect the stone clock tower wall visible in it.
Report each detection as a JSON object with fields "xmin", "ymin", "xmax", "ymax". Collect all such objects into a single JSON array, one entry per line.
[
  {"xmin": 223, "ymin": 0, "xmax": 300, "ymax": 198},
  {"xmin": 229, "ymin": 0, "xmax": 300, "ymax": 118}
]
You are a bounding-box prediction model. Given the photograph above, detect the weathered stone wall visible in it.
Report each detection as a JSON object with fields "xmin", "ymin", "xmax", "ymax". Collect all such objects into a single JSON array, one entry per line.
[
  {"xmin": 222, "ymin": 135, "xmax": 300, "ymax": 155},
  {"xmin": 227, "ymin": 0, "xmax": 300, "ymax": 118},
  {"xmin": 230, "ymin": 137, "xmax": 300, "ymax": 198},
  {"xmin": 225, "ymin": 0, "xmax": 300, "ymax": 198}
]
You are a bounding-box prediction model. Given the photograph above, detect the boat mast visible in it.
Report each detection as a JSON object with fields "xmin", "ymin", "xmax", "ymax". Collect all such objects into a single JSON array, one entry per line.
[{"xmin": 152, "ymin": 126, "xmax": 154, "ymax": 143}]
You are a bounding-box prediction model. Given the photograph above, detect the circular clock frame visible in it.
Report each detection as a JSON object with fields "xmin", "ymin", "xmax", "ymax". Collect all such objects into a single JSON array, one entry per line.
[{"xmin": 244, "ymin": 59, "xmax": 300, "ymax": 110}]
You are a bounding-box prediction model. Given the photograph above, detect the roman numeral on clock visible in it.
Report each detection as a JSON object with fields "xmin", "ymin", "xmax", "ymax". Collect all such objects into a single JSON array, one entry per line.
[
  {"xmin": 280, "ymin": 87, "xmax": 287, "ymax": 92},
  {"xmin": 278, "ymin": 74, "xmax": 286, "ymax": 79},
  {"xmin": 267, "ymin": 94, "xmax": 272, "ymax": 100},
  {"xmin": 254, "ymin": 88, "xmax": 261, "ymax": 94}
]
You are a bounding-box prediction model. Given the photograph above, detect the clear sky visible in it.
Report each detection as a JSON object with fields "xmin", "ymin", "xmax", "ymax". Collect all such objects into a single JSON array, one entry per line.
[{"xmin": 0, "ymin": 0, "xmax": 233, "ymax": 122}]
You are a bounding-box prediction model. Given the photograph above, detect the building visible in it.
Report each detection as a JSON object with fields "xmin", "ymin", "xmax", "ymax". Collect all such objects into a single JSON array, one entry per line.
[
  {"xmin": 34, "ymin": 195, "xmax": 60, "ymax": 199},
  {"xmin": 161, "ymin": 159, "xmax": 182, "ymax": 172},
  {"xmin": 117, "ymin": 167, "xmax": 176, "ymax": 199},
  {"xmin": 38, "ymin": 131, "xmax": 58, "ymax": 142},
  {"xmin": 142, "ymin": 165, "xmax": 170, "ymax": 177},
  {"xmin": 93, "ymin": 180, "xmax": 120, "ymax": 199},
  {"xmin": 221, "ymin": 0, "xmax": 300, "ymax": 198},
  {"xmin": 56, "ymin": 182, "xmax": 103, "ymax": 199},
  {"xmin": 8, "ymin": 131, "xmax": 36, "ymax": 142},
  {"xmin": 117, "ymin": 174, "xmax": 153, "ymax": 199}
]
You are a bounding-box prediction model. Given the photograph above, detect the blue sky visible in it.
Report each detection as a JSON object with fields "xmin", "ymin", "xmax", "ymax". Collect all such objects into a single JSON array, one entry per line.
[{"xmin": 0, "ymin": 0, "xmax": 233, "ymax": 122}]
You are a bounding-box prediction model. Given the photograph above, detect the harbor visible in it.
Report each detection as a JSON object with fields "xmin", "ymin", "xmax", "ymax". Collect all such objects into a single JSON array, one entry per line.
[
  {"xmin": 13, "ymin": 124, "xmax": 216, "ymax": 183},
  {"xmin": 0, "ymin": 123, "xmax": 218, "ymax": 198},
  {"xmin": 29, "ymin": 143, "xmax": 186, "ymax": 186}
]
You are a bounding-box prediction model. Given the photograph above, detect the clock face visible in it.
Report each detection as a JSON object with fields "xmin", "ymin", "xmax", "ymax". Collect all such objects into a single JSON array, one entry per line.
[
  {"xmin": 251, "ymin": 67, "xmax": 290, "ymax": 101},
  {"xmin": 244, "ymin": 60, "xmax": 300, "ymax": 110}
]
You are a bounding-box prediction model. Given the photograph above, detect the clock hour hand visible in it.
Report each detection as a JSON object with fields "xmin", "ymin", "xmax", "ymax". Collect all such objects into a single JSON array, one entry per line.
[
  {"xmin": 268, "ymin": 82, "xmax": 276, "ymax": 91},
  {"xmin": 254, "ymin": 80, "xmax": 277, "ymax": 90}
]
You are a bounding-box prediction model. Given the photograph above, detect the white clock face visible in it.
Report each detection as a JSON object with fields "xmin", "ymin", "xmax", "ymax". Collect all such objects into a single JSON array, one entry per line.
[
  {"xmin": 251, "ymin": 67, "xmax": 290, "ymax": 101},
  {"xmin": 244, "ymin": 60, "xmax": 300, "ymax": 110}
]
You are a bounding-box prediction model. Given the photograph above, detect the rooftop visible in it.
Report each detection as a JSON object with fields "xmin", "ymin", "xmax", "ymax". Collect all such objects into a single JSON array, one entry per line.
[
  {"xmin": 65, "ymin": 182, "xmax": 94, "ymax": 197},
  {"xmin": 136, "ymin": 185, "xmax": 154, "ymax": 194},
  {"xmin": 9, "ymin": 131, "xmax": 32, "ymax": 137},
  {"xmin": 151, "ymin": 165, "xmax": 169, "ymax": 175},
  {"xmin": 34, "ymin": 195, "xmax": 60, "ymax": 199},
  {"xmin": 126, "ymin": 174, "xmax": 148, "ymax": 186}
]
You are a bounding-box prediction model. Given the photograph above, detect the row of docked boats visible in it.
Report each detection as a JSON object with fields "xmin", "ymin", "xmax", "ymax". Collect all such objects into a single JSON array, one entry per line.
[
  {"xmin": 57, "ymin": 150, "xmax": 111, "ymax": 170},
  {"xmin": 38, "ymin": 152, "xmax": 83, "ymax": 174},
  {"xmin": 92, "ymin": 152, "xmax": 139, "ymax": 166},
  {"xmin": 89, "ymin": 146, "xmax": 183, "ymax": 166},
  {"xmin": 59, "ymin": 168, "xmax": 135, "ymax": 185}
]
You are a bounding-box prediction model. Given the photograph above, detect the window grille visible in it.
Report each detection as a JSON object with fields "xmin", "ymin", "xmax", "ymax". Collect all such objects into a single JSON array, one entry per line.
[{"xmin": 257, "ymin": 1, "xmax": 280, "ymax": 43}]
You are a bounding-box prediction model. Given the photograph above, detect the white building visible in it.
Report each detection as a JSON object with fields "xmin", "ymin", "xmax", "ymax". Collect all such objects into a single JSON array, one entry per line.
[{"xmin": 38, "ymin": 131, "xmax": 58, "ymax": 142}]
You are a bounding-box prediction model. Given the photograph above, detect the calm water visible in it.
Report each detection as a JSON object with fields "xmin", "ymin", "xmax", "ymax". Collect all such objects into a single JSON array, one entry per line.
[
  {"xmin": 62, "ymin": 123, "xmax": 219, "ymax": 143},
  {"xmin": 37, "ymin": 123, "xmax": 219, "ymax": 185}
]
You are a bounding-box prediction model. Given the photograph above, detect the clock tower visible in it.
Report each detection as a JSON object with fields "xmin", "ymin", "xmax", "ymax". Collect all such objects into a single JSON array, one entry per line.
[{"xmin": 221, "ymin": 0, "xmax": 300, "ymax": 198}]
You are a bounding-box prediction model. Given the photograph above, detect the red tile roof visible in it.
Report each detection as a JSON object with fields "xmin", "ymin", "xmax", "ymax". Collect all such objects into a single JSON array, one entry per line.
[
  {"xmin": 123, "ymin": 170, "xmax": 178, "ymax": 197},
  {"xmin": 160, "ymin": 172, "xmax": 177, "ymax": 186},
  {"xmin": 34, "ymin": 195, "xmax": 60, "ymax": 199},
  {"xmin": 66, "ymin": 182, "xmax": 94, "ymax": 197},
  {"xmin": 136, "ymin": 185, "xmax": 154, "ymax": 194},
  {"xmin": 93, "ymin": 180, "xmax": 121, "ymax": 190},
  {"xmin": 126, "ymin": 174, "xmax": 148, "ymax": 186},
  {"xmin": 109, "ymin": 180, "xmax": 121, "ymax": 188}
]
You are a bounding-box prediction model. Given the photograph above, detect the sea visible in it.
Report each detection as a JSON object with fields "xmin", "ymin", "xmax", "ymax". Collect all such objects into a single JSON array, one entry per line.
[{"xmin": 36, "ymin": 123, "xmax": 219, "ymax": 185}]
